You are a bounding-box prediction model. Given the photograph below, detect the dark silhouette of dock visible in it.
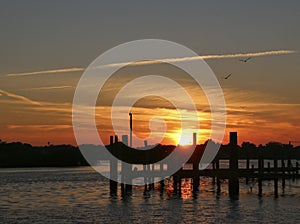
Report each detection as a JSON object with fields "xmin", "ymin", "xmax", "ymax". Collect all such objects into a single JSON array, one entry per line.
[
  {"xmin": 107, "ymin": 132, "xmax": 300, "ymax": 199},
  {"xmin": 1, "ymin": 133, "xmax": 299, "ymax": 199}
]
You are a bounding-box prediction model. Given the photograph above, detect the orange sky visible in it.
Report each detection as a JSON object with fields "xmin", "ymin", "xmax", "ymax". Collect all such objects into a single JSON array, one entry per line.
[
  {"xmin": 1, "ymin": 1, "xmax": 300, "ymax": 147},
  {"xmin": 1, "ymin": 61, "xmax": 300, "ymax": 147}
]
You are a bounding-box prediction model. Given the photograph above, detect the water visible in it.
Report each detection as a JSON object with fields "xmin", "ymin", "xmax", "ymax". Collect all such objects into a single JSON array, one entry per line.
[{"xmin": 0, "ymin": 167, "xmax": 299, "ymax": 223}]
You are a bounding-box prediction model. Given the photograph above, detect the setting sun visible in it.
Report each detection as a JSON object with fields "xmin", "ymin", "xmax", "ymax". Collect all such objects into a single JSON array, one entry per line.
[{"xmin": 173, "ymin": 129, "xmax": 197, "ymax": 146}]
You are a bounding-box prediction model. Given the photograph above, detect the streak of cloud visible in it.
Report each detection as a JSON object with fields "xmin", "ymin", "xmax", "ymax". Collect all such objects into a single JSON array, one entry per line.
[
  {"xmin": 102, "ymin": 50, "xmax": 297, "ymax": 68},
  {"xmin": 0, "ymin": 89, "xmax": 41, "ymax": 105},
  {"xmin": 5, "ymin": 50, "xmax": 297, "ymax": 77},
  {"xmin": 6, "ymin": 67, "xmax": 84, "ymax": 77},
  {"xmin": 201, "ymin": 50, "xmax": 297, "ymax": 59},
  {"xmin": 7, "ymin": 124, "xmax": 72, "ymax": 131},
  {"xmin": 23, "ymin": 85, "xmax": 73, "ymax": 91}
]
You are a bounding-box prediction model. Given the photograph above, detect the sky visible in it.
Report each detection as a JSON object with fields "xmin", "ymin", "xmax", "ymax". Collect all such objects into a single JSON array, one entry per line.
[{"xmin": 0, "ymin": 0, "xmax": 300, "ymax": 146}]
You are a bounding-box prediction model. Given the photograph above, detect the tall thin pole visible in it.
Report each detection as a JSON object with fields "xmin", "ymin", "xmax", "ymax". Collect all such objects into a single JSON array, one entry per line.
[{"xmin": 129, "ymin": 113, "xmax": 132, "ymax": 147}]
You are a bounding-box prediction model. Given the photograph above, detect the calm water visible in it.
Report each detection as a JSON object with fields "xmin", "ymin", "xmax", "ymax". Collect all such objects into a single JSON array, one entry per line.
[{"xmin": 0, "ymin": 167, "xmax": 300, "ymax": 224}]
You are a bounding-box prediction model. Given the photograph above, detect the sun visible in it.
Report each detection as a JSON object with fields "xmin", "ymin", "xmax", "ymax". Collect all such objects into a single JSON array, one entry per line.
[
  {"xmin": 177, "ymin": 131, "xmax": 193, "ymax": 146},
  {"xmin": 178, "ymin": 136, "xmax": 192, "ymax": 146}
]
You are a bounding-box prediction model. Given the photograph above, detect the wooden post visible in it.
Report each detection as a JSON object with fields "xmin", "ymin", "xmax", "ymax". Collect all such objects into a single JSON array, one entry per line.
[
  {"xmin": 273, "ymin": 159, "xmax": 278, "ymax": 197},
  {"xmin": 274, "ymin": 159, "xmax": 278, "ymax": 173},
  {"xmin": 193, "ymin": 176, "xmax": 199, "ymax": 193},
  {"xmin": 150, "ymin": 164, "xmax": 155, "ymax": 190},
  {"xmin": 173, "ymin": 176, "xmax": 178, "ymax": 195},
  {"xmin": 229, "ymin": 132, "xmax": 239, "ymax": 199},
  {"xmin": 109, "ymin": 136, "xmax": 118, "ymax": 195},
  {"xmin": 258, "ymin": 178, "xmax": 263, "ymax": 197},
  {"xmin": 178, "ymin": 178, "xmax": 182, "ymax": 197},
  {"xmin": 160, "ymin": 180, "xmax": 165, "ymax": 193},
  {"xmin": 288, "ymin": 159, "xmax": 292, "ymax": 175},
  {"xmin": 251, "ymin": 164, "xmax": 255, "ymax": 182},
  {"xmin": 212, "ymin": 161, "xmax": 216, "ymax": 185},
  {"xmin": 246, "ymin": 158, "xmax": 250, "ymax": 184},
  {"xmin": 274, "ymin": 178, "xmax": 278, "ymax": 198},
  {"xmin": 216, "ymin": 159, "xmax": 221, "ymax": 196},
  {"xmin": 110, "ymin": 136, "xmax": 114, "ymax": 145},
  {"xmin": 159, "ymin": 163, "xmax": 164, "ymax": 192},
  {"xmin": 217, "ymin": 178, "xmax": 221, "ymax": 196},
  {"xmin": 281, "ymin": 160, "xmax": 286, "ymax": 190},
  {"xmin": 147, "ymin": 163, "xmax": 151, "ymax": 190},
  {"xmin": 121, "ymin": 135, "xmax": 132, "ymax": 193},
  {"xmin": 258, "ymin": 154, "xmax": 263, "ymax": 197},
  {"xmin": 144, "ymin": 164, "xmax": 148, "ymax": 192}
]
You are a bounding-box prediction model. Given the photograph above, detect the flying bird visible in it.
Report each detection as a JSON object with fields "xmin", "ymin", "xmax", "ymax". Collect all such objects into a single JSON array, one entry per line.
[
  {"xmin": 239, "ymin": 57, "xmax": 252, "ymax": 62},
  {"xmin": 223, "ymin": 74, "xmax": 232, "ymax": 79}
]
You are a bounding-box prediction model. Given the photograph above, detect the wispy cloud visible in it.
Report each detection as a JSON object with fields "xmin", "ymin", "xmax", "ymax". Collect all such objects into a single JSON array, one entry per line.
[
  {"xmin": 7, "ymin": 124, "xmax": 72, "ymax": 131},
  {"xmin": 22, "ymin": 85, "xmax": 73, "ymax": 91},
  {"xmin": 6, "ymin": 67, "xmax": 84, "ymax": 77},
  {"xmin": 5, "ymin": 50, "xmax": 297, "ymax": 77},
  {"xmin": 103, "ymin": 50, "xmax": 297, "ymax": 68},
  {"xmin": 201, "ymin": 50, "xmax": 297, "ymax": 59},
  {"xmin": 0, "ymin": 89, "xmax": 41, "ymax": 105}
]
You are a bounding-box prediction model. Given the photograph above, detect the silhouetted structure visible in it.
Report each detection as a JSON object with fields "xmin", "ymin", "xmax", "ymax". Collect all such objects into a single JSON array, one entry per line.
[{"xmin": 1, "ymin": 132, "xmax": 300, "ymax": 200}]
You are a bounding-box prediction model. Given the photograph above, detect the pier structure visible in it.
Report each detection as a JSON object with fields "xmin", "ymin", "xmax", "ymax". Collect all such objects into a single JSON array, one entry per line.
[{"xmin": 108, "ymin": 132, "xmax": 300, "ymax": 198}]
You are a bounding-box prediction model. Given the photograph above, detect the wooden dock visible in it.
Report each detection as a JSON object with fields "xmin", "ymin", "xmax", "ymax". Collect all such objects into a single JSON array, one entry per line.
[{"xmin": 107, "ymin": 132, "xmax": 300, "ymax": 199}]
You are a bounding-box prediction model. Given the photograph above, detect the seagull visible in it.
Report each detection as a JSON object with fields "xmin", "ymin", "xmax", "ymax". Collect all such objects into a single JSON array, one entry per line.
[
  {"xmin": 239, "ymin": 57, "xmax": 252, "ymax": 62},
  {"xmin": 223, "ymin": 74, "xmax": 232, "ymax": 79}
]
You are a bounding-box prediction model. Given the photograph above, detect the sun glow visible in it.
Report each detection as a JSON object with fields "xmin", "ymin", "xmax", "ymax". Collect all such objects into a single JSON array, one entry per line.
[
  {"xmin": 174, "ymin": 129, "xmax": 196, "ymax": 146},
  {"xmin": 179, "ymin": 136, "xmax": 192, "ymax": 146}
]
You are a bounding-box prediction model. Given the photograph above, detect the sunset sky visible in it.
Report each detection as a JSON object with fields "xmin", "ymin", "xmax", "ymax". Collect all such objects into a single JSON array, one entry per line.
[{"xmin": 0, "ymin": 1, "xmax": 300, "ymax": 146}]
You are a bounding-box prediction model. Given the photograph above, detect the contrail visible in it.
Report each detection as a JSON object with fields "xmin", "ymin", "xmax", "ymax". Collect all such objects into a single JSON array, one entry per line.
[
  {"xmin": 23, "ymin": 85, "xmax": 73, "ymax": 91},
  {"xmin": 102, "ymin": 50, "xmax": 297, "ymax": 67},
  {"xmin": 6, "ymin": 50, "xmax": 297, "ymax": 77},
  {"xmin": 202, "ymin": 50, "xmax": 297, "ymax": 59},
  {"xmin": 6, "ymin": 67, "xmax": 84, "ymax": 77},
  {"xmin": 7, "ymin": 124, "xmax": 72, "ymax": 130},
  {"xmin": 0, "ymin": 89, "xmax": 41, "ymax": 105}
]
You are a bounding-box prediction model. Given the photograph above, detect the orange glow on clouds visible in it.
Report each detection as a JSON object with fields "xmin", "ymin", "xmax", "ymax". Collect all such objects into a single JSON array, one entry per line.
[{"xmin": 1, "ymin": 61, "xmax": 300, "ymax": 146}]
